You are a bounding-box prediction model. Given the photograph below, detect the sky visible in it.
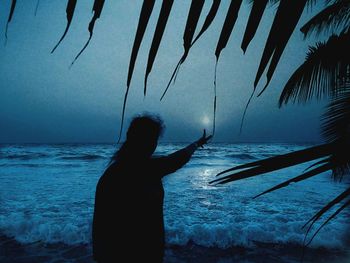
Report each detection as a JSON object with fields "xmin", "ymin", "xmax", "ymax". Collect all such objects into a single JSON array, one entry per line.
[{"xmin": 0, "ymin": 0, "xmax": 328, "ymax": 143}]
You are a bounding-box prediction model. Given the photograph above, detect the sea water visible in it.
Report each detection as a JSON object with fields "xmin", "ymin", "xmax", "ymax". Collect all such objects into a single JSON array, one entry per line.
[{"xmin": 0, "ymin": 143, "xmax": 349, "ymax": 262}]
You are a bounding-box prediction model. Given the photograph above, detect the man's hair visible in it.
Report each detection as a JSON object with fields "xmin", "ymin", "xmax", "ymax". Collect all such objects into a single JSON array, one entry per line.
[
  {"xmin": 110, "ymin": 114, "xmax": 164, "ymax": 164},
  {"xmin": 126, "ymin": 114, "xmax": 165, "ymax": 142}
]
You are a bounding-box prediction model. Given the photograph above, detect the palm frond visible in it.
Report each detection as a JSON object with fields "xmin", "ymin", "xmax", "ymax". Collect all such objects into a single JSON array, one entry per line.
[
  {"xmin": 209, "ymin": 0, "xmax": 243, "ymax": 136},
  {"xmin": 322, "ymin": 90, "xmax": 350, "ymax": 179},
  {"xmin": 253, "ymin": 162, "xmax": 332, "ymax": 199},
  {"xmin": 51, "ymin": 0, "xmax": 77, "ymax": 53},
  {"xmin": 279, "ymin": 31, "xmax": 350, "ymax": 106},
  {"xmin": 303, "ymin": 188, "xmax": 350, "ymax": 235},
  {"xmin": 301, "ymin": 0, "xmax": 350, "ymax": 38},
  {"xmin": 241, "ymin": 0, "xmax": 269, "ymax": 53},
  {"xmin": 191, "ymin": 0, "xmax": 221, "ymax": 47},
  {"xmin": 214, "ymin": 0, "xmax": 243, "ymax": 61},
  {"xmin": 5, "ymin": 0, "xmax": 17, "ymax": 42},
  {"xmin": 305, "ymin": 192, "xmax": 350, "ymax": 246},
  {"xmin": 160, "ymin": 0, "xmax": 206, "ymax": 100},
  {"xmin": 144, "ymin": 0, "xmax": 174, "ymax": 96},
  {"xmin": 210, "ymin": 143, "xmax": 333, "ymax": 185},
  {"xmin": 34, "ymin": 0, "xmax": 40, "ymax": 16},
  {"xmin": 71, "ymin": 0, "xmax": 105, "ymax": 66},
  {"xmin": 322, "ymin": 90, "xmax": 350, "ymax": 143},
  {"xmin": 119, "ymin": 0, "xmax": 156, "ymax": 143},
  {"xmin": 255, "ymin": 0, "xmax": 308, "ymax": 96}
]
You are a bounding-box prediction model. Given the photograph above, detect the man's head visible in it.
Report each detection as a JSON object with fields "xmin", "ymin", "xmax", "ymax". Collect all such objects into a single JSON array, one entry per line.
[{"xmin": 126, "ymin": 114, "xmax": 164, "ymax": 158}]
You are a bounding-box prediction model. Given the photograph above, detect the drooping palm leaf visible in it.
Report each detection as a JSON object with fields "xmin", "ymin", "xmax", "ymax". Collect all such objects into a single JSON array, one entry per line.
[
  {"xmin": 51, "ymin": 0, "xmax": 77, "ymax": 53},
  {"xmin": 305, "ymin": 196, "xmax": 350, "ymax": 246},
  {"xmin": 5, "ymin": 0, "xmax": 17, "ymax": 42},
  {"xmin": 210, "ymin": 0, "xmax": 244, "ymax": 135},
  {"xmin": 197, "ymin": 0, "xmax": 221, "ymax": 136},
  {"xmin": 239, "ymin": 0, "xmax": 307, "ymax": 133},
  {"xmin": 241, "ymin": 0, "xmax": 269, "ymax": 53},
  {"xmin": 160, "ymin": 0, "xmax": 206, "ymax": 101},
  {"xmin": 255, "ymin": 0, "xmax": 308, "ymax": 96},
  {"xmin": 160, "ymin": 0, "xmax": 221, "ymax": 135},
  {"xmin": 210, "ymin": 143, "xmax": 334, "ymax": 185},
  {"xmin": 144, "ymin": 0, "xmax": 174, "ymax": 96},
  {"xmin": 34, "ymin": 0, "xmax": 41, "ymax": 16},
  {"xmin": 301, "ymin": 0, "xmax": 350, "ymax": 38},
  {"xmin": 71, "ymin": 0, "xmax": 105, "ymax": 66},
  {"xmin": 279, "ymin": 31, "xmax": 350, "ymax": 106},
  {"xmin": 253, "ymin": 162, "xmax": 332, "ymax": 198},
  {"xmin": 322, "ymin": 90, "xmax": 350, "ymax": 143},
  {"xmin": 191, "ymin": 0, "xmax": 221, "ymax": 46},
  {"xmin": 321, "ymin": 90, "xmax": 350, "ymax": 181},
  {"xmin": 303, "ymin": 157, "xmax": 330, "ymax": 172},
  {"xmin": 119, "ymin": 0, "xmax": 156, "ymax": 142},
  {"xmin": 302, "ymin": 187, "xmax": 350, "ymax": 239},
  {"xmin": 214, "ymin": 0, "xmax": 243, "ymax": 62}
]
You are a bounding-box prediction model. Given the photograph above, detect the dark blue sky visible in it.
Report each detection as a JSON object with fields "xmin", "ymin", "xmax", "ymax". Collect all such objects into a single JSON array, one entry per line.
[{"xmin": 0, "ymin": 1, "xmax": 327, "ymax": 143}]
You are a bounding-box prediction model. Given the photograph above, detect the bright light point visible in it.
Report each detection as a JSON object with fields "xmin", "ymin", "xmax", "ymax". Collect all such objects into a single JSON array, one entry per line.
[{"xmin": 201, "ymin": 115, "xmax": 210, "ymax": 126}]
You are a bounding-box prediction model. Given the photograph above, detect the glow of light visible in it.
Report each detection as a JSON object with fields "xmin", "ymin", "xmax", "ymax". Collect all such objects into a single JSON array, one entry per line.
[{"xmin": 201, "ymin": 115, "xmax": 210, "ymax": 126}]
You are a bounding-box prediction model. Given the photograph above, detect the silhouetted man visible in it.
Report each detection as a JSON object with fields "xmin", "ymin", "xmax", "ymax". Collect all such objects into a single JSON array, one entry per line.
[{"xmin": 92, "ymin": 115, "xmax": 212, "ymax": 263}]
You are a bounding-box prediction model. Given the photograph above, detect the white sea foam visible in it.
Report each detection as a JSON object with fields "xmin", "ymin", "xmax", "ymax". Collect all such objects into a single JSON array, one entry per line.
[{"xmin": 0, "ymin": 143, "xmax": 349, "ymax": 249}]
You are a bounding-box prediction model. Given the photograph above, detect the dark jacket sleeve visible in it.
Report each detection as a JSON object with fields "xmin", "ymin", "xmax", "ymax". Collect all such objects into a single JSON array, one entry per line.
[{"xmin": 151, "ymin": 142, "xmax": 198, "ymax": 177}]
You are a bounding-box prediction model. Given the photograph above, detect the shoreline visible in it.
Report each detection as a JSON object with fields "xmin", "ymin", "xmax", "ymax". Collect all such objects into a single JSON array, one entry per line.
[{"xmin": 1, "ymin": 235, "xmax": 349, "ymax": 263}]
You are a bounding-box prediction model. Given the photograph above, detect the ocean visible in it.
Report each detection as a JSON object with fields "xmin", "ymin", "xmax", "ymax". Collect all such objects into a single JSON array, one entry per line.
[{"xmin": 0, "ymin": 143, "xmax": 349, "ymax": 262}]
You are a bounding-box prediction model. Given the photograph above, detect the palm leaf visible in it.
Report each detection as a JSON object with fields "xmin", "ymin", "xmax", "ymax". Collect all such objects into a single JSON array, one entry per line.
[
  {"xmin": 71, "ymin": 0, "xmax": 105, "ymax": 66},
  {"xmin": 214, "ymin": 0, "xmax": 243, "ymax": 61},
  {"xmin": 253, "ymin": 163, "xmax": 332, "ymax": 199},
  {"xmin": 279, "ymin": 31, "xmax": 350, "ymax": 106},
  {"xmin": 191, "ymin": 0, "xmax": 221, "ymax": 46},
  {"xmin": 196, "ymin": 0, "xmax": 222, "ymax": 136},
  {"xmin": 144, "ymin": 0, "xmax": 174, "ymax": 96},
  {"xmin": 303, "ymin": 188, "xmax": 350, "ymax": 235},
  {"xmin": 301, "ymin": 0, "xmax": 350, "ymax": 38},
  {"xmin": 210, "ymin": 0, "xmax": 243, "ymax": 135},
  {"xmin": 118, "ymin": 0, "xmax": 156, "ymax": 143},
  {"xmin": 160, "ymin": 0, "xmax": 221, "ymax": 136},
  {"xmin": 255, "ymin": 0, "xmax": 308, "ymax": 96},
  {"xmin": 304, "ymin": 191, "xmax": 350, "ymax": 246},
  {"xmin": 51, "ymin": 0, "xmax": 77, "ymax": 53},
  {"xmin": 5, "ymin": 0, "xmax": 17, "ymax": 43},
  {"xmin": 322, "ymin": 90, "xmax": 350, "ymax": 143},
  {"xmin": 210, "ymin": 143, "xmax": 334, "ymax": 185},
  {"xmin": 241, "ymin": 0, "xmax": 269, "ymax": 53},
  {"xmin": 34, "ymin": 0, "xmax": 40, "ymax": 16},
  {"xmin": 322, "ymin": 90, "xmax": 350, "ymax": 179},
  {"xmin": 160, "ymin": 0, "xmax": 206, "ymax": 100}
]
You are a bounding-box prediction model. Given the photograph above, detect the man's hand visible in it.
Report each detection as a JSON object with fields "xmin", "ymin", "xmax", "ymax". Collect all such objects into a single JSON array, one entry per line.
[{"xmin": 196, "ymin": 129, "xmax": 212, "ymax": 148}]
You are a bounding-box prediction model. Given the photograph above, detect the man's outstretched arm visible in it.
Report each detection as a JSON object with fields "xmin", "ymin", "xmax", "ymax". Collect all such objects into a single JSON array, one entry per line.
[{"xmin": 152, "ymin": 130, "xmax": 212, "ymax": 177}]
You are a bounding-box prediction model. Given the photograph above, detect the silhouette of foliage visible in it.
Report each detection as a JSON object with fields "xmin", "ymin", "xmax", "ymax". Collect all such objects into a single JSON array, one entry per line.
[
  {"xmin": 254, "ymin": 0, "xmax": 308, "ymax": 95},
  {"xmin": 5, "ymin": 0, "xmax": 17, "ymax": 43},
  {"xmin": 120, "ymin": 0, "xmax": 156, "ymax": 142},
  {"xmin": 301, "ymin": 0, "xmax": 350, "ymax": 38},
  {"xmin": 160, "ymin": 0, "xmax": 206, "ymax": 100},
  {"xmin": 71, "ymin": 0, "xmax": 105, "ymax": 66},
  {"xmin": 322, "ymin": 89, "xmax": 350, "ymax": 144},
  {"xmin": 279, "ymin": 31, "xmax": 350, "ymax": 106},
  {"xmin": 51, "ymin": 0, "xmax": 77, "ymax": 53},
  {"xmin": 144, "ymin": 0, "xmax": 174, "ymax": 96},
  {"xmin": 241, "ymin": 0, "xmax": 269, "ymax": 53}
]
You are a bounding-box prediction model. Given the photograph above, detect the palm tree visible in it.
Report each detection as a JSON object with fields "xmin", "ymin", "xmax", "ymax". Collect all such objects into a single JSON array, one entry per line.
[
  {"xmin": 211, "ymin": 0, "xmax": 350, "ymax": 245},
  {"xmin": 4, "ymin": 0, "xmax": 350, "ymax": 245}
]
